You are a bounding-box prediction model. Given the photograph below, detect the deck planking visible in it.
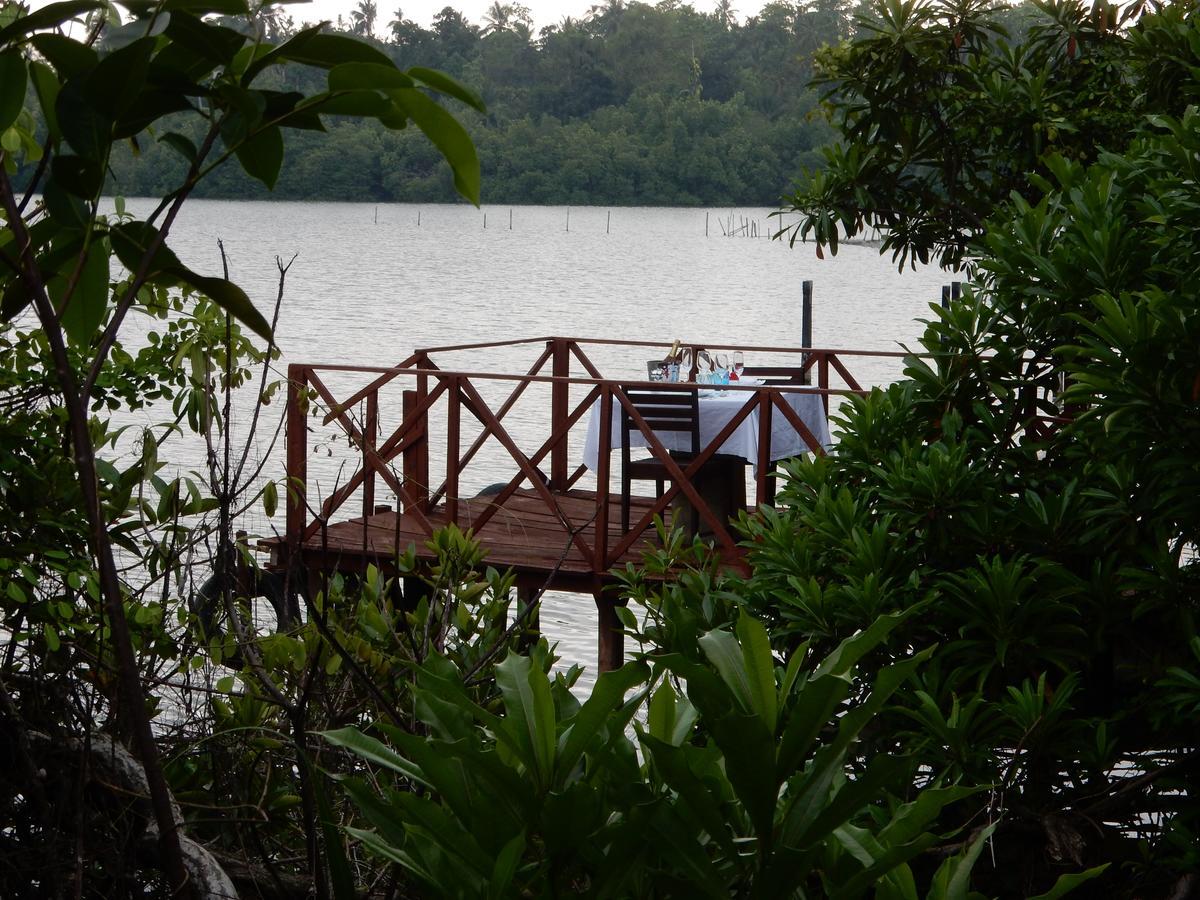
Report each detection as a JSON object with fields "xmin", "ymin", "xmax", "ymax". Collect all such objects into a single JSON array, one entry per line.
[{"xmin": 261, "ymin": 488, "xmax": 736, "ymax": 591}]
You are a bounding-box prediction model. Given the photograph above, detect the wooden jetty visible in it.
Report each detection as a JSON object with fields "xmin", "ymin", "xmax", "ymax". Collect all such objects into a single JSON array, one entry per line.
[{"xmin": 261, "ymin": 336, "xmax": 893, "ymax": 670}]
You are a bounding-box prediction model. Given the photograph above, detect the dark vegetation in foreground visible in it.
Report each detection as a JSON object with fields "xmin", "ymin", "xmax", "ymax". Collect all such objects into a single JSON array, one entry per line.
[{"xmin": 1, "ymin": 0, "xmax": 1199, "ymax": 897}]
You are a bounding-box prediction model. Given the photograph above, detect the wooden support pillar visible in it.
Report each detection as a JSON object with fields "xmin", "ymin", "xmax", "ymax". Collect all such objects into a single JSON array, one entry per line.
[
  {"xmin": 285, "ymin": 364, "xmax": 309, "ymax": 558},
  {"xmin": 594, "ymin": 591, "xmax": 626, "ymax": 673}
]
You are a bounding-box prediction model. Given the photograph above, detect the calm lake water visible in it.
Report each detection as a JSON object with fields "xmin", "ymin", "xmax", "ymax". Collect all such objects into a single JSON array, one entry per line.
[{"xmin": 120, "ymin": 200, "xmax": 950, "ymax": 681}]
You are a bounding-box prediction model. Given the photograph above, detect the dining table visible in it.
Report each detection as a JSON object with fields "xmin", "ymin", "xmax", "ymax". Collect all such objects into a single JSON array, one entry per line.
[{"xmin": 581, "ymin": 382, "xmax": 833, "ymax": 473}]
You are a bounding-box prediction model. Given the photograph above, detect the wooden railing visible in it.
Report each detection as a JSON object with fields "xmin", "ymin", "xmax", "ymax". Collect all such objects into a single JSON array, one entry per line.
[{"xmin": 283, "ymin": 337, "xmax": 900, "ymax": 575}]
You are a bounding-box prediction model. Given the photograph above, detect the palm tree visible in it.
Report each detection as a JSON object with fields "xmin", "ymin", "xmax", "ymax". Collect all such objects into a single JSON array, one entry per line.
[
  {"xmin": 349, "ymin": 0, "xmax": 377, "ymax": 37},
  {"xmin": 481, "ymin": 1, "xmax": 513, "ymax": 34},
  {"xmin": 715, "ymin": 0, "xmax": 738, "ymax": 28}
]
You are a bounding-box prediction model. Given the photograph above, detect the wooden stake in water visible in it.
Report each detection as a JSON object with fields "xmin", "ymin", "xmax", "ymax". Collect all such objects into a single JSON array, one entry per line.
[
  {"xmin": 374, "ymin": 205, "xmax": 378, "ymax": 224},
  {"xmin": 566, "ymin": 207, "xmax": 570, "ymax": 232},
  {"xmin": 483, "ymin": 212, "xmax": 487, "ymax": 229},
  {"xmin": 417, "ymin": 210, "xmax": 421, "ymax": 227},
  {"xmin": 509, "ymin": 208, "xmax": 513, "ymax": 230},
  {"xmin": 607, "ymin": 210, "xmax": 610, "ymax": 234}
]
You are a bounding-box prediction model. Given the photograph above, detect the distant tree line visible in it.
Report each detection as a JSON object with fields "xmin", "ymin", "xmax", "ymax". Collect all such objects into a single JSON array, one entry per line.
[{"xmin": 92, "ymin": 0, "xmax": 879, "ymax": 206}]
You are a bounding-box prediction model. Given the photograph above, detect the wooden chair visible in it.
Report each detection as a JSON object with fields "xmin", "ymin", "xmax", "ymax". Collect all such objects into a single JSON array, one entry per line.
[{"xmin": 620, "ymin": 386, "xmax": 700, "ymax": 534}]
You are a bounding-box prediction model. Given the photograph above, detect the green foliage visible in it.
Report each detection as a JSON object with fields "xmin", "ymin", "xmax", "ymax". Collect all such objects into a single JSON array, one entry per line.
[
  {"xmin": 783, "ymin": 0, "xmax": 1149, "ymax": 269},
  {"xmin": 0, "ymin": 1, "xmax": 480, "ymax": 893},
  {"xmin": 327, "ymin": 603, "xmax": 1003, "ymax": 898},
  {"xmin": 14, "ymin": 0, "xmax": 850, "ymax": 205},
  {"xmin": 743, "ymin": 3, "xmax": 1200, "ymax": 895}
]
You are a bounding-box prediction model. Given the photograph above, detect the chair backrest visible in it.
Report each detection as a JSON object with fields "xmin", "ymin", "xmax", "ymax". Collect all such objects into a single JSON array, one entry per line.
[
  {"xmin": 740, "ymin": 365, "xmax": 808, "ymax": 385},
  {"xmin": 620, "ymin": 386, "xmax": 700, "ymax": 455}
]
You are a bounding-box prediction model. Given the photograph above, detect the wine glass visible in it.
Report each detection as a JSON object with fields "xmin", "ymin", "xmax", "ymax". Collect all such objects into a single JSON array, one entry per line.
[
  {"xmin": 714, "ymin": 352, "xmax": 730, "ymax": 385},
  {"xmin": 732, "ymin": 351, "xmax": 744, "ymax": 381},
  {"xmin": 678, "ymin": 347, "xmax": 694, "ymax": 381}
]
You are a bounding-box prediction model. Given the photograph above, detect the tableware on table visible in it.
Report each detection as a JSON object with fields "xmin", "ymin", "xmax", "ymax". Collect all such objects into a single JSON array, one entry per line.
[{"xmin": 732, "ymin": 351, "xmax": 744, "ymax": 381}]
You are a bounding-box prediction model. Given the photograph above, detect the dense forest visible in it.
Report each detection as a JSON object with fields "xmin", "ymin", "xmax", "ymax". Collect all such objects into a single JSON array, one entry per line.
[{"xmin": 100, "ymin": 0, "xmax": 852, "ymax": 205}]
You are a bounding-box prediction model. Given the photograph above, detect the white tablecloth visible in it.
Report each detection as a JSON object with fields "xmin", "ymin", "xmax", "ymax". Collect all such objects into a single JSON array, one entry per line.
[{"xmin": 581, "ymin": 387, "xmax": 832, "ymax": 471}]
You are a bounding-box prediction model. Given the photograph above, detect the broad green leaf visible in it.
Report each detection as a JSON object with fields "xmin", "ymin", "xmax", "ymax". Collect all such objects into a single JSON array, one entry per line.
[
  {"xmin": 641, "ymin": 736, "xmax": 736, "ymax": 858},
  {"xmin": 159, "ymin": 131, "xmax": 197, "ymax": 163},
  {"xmin": 698, "ymin": 614, "xmax": 778, "ymax": 731},
  {"xmin": 0, "ymin": 51, "xmax": 27, "ymax": 132},
  {"xmin": 646, "ymin": 678, "xmax": 699, "ymax": 746},
  {"xmin": 88, "ymin": 36, "xmax": 155, "ymax": 119},
  {"xmin": 494, "ymin": 652, "xmax": 556, "ymax": 789},
  {"xmin": 389, "ymin": 87, "xmax": 480, "ymax": 206},
  {"xmin": 234, "ymin": 125, "xmax": 283, "ymax": 189},
  {"xmin": 555, "ymin": 660, "xmax": 647, "ymax": 780},
  {"xmin": 28, "ymin": 60, "xmax": 62, "ymax": 142},
  {"xmin": 0, "ymin": 1, "xmax": 100, "ymax": 44},
  {"xmin": 51, "ymin": 154, "xmax": 104, "ymax": 198},
  {"xmin": 163, "ymin": 11, "xmax": 247, "ymax": 66},
  {"xmin": 322, "ymin": 726, "xmax": 425, "ymax": 782},
  {"xmin": 488, "ymin": 831, "xmax": 526, "ymax": 899},
  {"xmin": 43, "ymin": 178, "xmax": 91, "ymax": 228},
  {"xmin": 643, "ymin": 802, "xmax": 729, "ymax": 899},
  {"xmin": 737, "ymin": 612, "xmax": 778, "ymax": 731},
  {"xmin": 241, "ymin": 22, "xmax": 323, "ymax": 83},
  {"xmin": 275, "ymin": 32, "xmax": 394, "ymax": 70},
  {"xmin": 409, "ymin": 66, "xmax": 486, "ymax": 113},
  {"xmin": 29, "ymin": 33, "xmax": 97, "ymax": 79},
  {"xmin": 391, "ymin": 791, "xmax": 494, "ymax": 879},
  {"xmin": 56, "ymin": 78, "xmax": 111, "ymax": 160},
  {"xmin": 810, "ymin": 609, "xmax": 910, "ymax": 682},
  {"xmin": 59, "ymin": 238, "xmax": 110, "ymax": 345},
  {"xmin": 328, "ymin": 61, "xmax": 415, "ymax": 92},
  {"xmin": 262, "ymin": 479, "xmax": 277, "ymax": 518},
  {"xmin": 110, "ymin": 221, "xmax": 186, "ymax": 277},
  {"xmin": 927, "ymin": 824, "xmax": 996, "ymax": 900},
  {"xmin": 1026, "ymin": 864, "xmax": 1110, "ymax": 900}
]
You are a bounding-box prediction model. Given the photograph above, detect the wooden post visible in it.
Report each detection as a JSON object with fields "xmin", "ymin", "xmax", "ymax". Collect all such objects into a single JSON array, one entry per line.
[
  {"xmin": 706, "ymin": 211, "xmax": 709, "ymax": 237},
  {"xmin": 594, "ymin": 591, "xmax": 626, "ymax": 673},
  {"xmin": 446, "ymin": 376, "xmax": 460, "ymax": 524},
  {"xmin": 285, "ymin": 364, "xmax": 309, "ymax": 557},
  {"xmin": 566, "ymin": 207, "xmax": 570, "ymax": 232},
  {"xmin": 941, "ymin": 284, "xmax": 951, "ymax": 309},
  {"xmin": 606, "ymin": 210, "xmax": 610, "ymax": 234},
  {"xmin": 594, "ymin": 383, "xmax": 612, "ymax": 570},
  {"xmin": 818, "ymin": 351, "xmax": 830, "ymax": 416},
  {"xmin": 483, "ymin": 212, "xmax": 487, "ymax": 229},
  {"xmin": 952, "ymin": 281, "xmax": 962, "ymax": 303},
  {"xmin": 509, "ymin": 208, "xmax": 513, "ymax": 230},
  {"xmin": 402, "ymin": 389, "xmax": 429, "ymax": 515},
  {"xmin": 550, "ymin": 338, "xmax": 569, "ymax": 490},
  {"xmin": 417, "ymin": 210, "xmax": 421, "ymax": 226},
  {"xmin": 802, "ymin": 280, "xmax": 813, "ymax": 386},
  {"xmin": 363, "ymin": 390, "xmax": 378, "ymax": 519}
]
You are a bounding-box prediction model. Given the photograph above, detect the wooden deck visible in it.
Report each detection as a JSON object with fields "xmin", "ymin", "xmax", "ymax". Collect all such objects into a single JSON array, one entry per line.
[{"xmin": 262, "ymin": 487, "xmax": 746, "ymax": 594}]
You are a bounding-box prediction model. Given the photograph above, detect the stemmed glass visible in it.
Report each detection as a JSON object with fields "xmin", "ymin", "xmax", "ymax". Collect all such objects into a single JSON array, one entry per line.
[
  {"xmin": 732, "ymin": 351, "xmax": 744, "ymax": 381},
  {"xmin": 714, "ymin": 352, "xmax": 730, "ymax": 385}
]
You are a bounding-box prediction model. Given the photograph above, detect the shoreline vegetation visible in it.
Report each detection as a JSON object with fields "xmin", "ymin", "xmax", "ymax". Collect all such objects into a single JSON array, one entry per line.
[{"xmin": 12, "ymin": 0, "xmax": 1027, "ymax": 207}]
